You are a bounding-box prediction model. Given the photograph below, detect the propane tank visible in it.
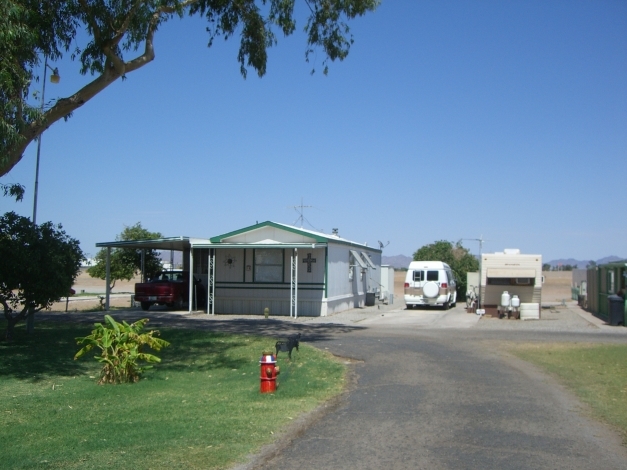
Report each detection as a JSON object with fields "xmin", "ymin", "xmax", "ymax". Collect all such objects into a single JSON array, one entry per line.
[
  {"xmin": 501, "ymin": 291, "xmax": 511, "ymax": 308},
  {"xmin": 511, "ymin": 295, "xmax": 520, "ymax": 308}
]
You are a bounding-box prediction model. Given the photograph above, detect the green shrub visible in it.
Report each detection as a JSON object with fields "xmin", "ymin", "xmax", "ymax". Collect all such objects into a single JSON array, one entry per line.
[{"xmin": 74, "ymin": 315, "xmax": 170, "ymax": 384}]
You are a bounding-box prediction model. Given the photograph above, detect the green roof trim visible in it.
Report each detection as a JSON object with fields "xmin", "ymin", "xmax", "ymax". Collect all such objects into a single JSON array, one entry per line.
[
  {"xmin": 597, "ymin": 260, "xmax": 627, "ymax": 268},
  {"xmin": 210, "ymin": 221, "xmax": 326, "ymax": 244},
  {"xmin": 209, "ymin": 221, "xmax": 381, "ymax": 253}
]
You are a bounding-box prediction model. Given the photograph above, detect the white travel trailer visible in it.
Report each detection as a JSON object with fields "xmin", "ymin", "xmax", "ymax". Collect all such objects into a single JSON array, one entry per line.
[{"xmin": 480, "ymin": 249, "xmax": 542, "ymax": 319}]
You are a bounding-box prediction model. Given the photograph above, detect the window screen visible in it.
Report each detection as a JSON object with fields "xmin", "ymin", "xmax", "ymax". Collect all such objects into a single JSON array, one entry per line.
[
  {"xmin": 254, "ymin": 249, "xmax": 283, "ymax": 283},
  {"xmin": 413, "ymin": 271, "xmax": 424, "ymax": 282}
]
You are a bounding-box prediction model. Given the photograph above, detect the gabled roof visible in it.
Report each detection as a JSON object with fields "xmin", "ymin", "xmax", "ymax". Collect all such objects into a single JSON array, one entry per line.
[
  {"xmin": 206, "ymin": 221, "xmax": 380, "ymax": 252},
  {"xmin": 94, "ymin": 222, "xmax": 381, "ymax": 253}
]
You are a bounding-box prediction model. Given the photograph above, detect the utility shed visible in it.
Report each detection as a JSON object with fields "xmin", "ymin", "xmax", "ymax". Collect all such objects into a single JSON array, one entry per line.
[
  {"xmin": 480, "ymin": 249, "xmax": 542, "ymax": 317},
  {"xmin": 586, "ymin": 261, "xmax": 627, "ymax": 321},
  {"xmin": 192, "ymin": 222, "xmax": 382, "ymax": 317},
  {"xmin": 380, "ymin": 265, "xmax": 395, "ymax": 304}
]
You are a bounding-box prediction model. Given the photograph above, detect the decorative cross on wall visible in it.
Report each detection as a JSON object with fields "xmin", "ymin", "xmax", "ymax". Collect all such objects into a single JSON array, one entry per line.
[{"xmin": 302, "ymin": 253, "xmax": 316, "ymax": 272}]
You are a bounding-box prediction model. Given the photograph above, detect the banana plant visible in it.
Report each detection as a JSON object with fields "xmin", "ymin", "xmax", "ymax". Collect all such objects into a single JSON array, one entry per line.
[{"xmin": 75, "ymin": 315, "xmax": 170, "ymax": 385}]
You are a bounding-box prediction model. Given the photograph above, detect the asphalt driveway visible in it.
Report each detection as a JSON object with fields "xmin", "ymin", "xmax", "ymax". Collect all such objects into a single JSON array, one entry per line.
[
  {"xmin": 39, "ymin": 302, "xmax": 627, "ymax": 469},
  {"xmin": 247, "ymin": 326, "xmax": 627, "ymax": 469}
]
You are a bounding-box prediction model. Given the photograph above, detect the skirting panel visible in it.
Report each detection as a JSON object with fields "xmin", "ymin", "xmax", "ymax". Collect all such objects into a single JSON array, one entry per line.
[{"xmin": 215, "ymin": 298, "xmax": 323, "ymax": 316}]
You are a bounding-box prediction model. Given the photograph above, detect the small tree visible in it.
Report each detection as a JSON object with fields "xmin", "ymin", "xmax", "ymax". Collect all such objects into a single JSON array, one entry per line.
[
  {"xmin": 87, "ymin": 223, "xmax": 162, "ymax": 290},
  {"xmin": 542, "ymin": 263, "xmax": 551, "ymax": 271},
  {"xmin": 0, "ymin": 212, "xmax": 84, "ymax": 340},
  {"xmin": 74, "ymin": 315, "xmax": 170, "ymax": 384},
  {"xmin": 412, "ymin": 240, "xmax": 479, "ymax": 299}
]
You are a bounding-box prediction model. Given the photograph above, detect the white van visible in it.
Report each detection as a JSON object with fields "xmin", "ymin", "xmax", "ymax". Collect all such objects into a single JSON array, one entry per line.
[{"xmin": 404, "ymin": 261, "xmax": 457, "ymax": 309}]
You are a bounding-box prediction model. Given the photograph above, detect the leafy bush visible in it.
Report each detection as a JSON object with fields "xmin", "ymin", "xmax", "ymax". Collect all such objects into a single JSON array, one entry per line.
[{"xmin": 74, "ymin": 315, "xmax": 170, "ymax": 384}]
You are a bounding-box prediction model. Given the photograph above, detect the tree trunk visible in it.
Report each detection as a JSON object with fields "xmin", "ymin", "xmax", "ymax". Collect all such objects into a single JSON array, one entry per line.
[
  {"xmin": 3, "ymin": 308, "xmax": 28, "ymax": 341},
  {"xmin": 26, "ymin": 309, "xmax": 35, "ymax": 334},
  {"xmin": 5, "ymin": 314, "xmax": 20, "ymax": 341}
]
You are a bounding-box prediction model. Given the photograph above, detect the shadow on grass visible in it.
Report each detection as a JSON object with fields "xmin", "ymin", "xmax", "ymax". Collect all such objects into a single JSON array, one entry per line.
[
  {"xmin": 2, "ymin": 311, "xmax": 367, "ymax": 380},
  {"xmin": 37, "ymin": 310, "xmax": 368, "ymax": 345},
  {"xmin": 156, "ymin": 329, "xmax": 250, "ymax": 372},
  {"xmin": 0, "ymin": 320, "xmax": 91, "ymax": 381}
]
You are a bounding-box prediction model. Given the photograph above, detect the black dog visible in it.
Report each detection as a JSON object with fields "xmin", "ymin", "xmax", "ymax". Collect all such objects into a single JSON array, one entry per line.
[{"xmin": 275, "ymin": 333, "xmax": 301, "ymax": 359}]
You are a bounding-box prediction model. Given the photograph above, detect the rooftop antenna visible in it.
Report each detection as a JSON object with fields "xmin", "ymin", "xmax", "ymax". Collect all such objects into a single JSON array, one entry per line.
[
  {"xmin": 289, "ymin": 197, "xmax": 313, "ymax": 228},
  {"xmin": 378, "ymin": 240, "xmax": 390, "ymax": 250}
]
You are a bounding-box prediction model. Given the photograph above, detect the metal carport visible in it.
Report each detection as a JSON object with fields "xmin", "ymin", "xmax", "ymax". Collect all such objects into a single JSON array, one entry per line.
[{"xmin": 94, "ymin": 237, "xmax": 209, "ymax": 312}]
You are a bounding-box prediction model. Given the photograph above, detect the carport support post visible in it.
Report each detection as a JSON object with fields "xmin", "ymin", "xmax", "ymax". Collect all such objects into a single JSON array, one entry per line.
[
  {"xmin": 105, "ymin": 247, "xmax": 111, "ymax": 311},
  {"xmin": 188, "ymin": 249, "xmax": 194, "ymax": 313},
  {"xmin": 141, "ymin": 249, "xmax": 145, "ymax": 283},
  {"xmin": 209, "ymin": 249, "xmax": 215, "ymax": 315},
  {"xmin": 290, "ymin": 248, "xmax": 298, "ymax": 318}
]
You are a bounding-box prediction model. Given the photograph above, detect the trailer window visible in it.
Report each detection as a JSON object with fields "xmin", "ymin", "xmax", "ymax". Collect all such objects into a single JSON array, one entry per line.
[
  {"xmin": 487, "ymin": 278, "xmax": 511, "ymax": 285},
  {"xmin": 412, "ymin": 271, "xmax": 424, "ymax": 282},
  {"xmin": 254, "ymin": 249, "xmax": 283, "ymax": 283}
]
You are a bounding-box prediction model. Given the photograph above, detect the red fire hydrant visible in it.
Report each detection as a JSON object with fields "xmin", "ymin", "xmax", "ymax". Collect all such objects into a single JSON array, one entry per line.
[{"xmin": 259, "ymin": 352, "xmax": 280, "ymax": 393}]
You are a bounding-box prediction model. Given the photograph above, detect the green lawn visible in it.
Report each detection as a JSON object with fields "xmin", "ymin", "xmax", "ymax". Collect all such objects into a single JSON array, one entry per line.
[
  {"xmin": 0, "ymin": 320, "xmax": 346, "ymax": 469},
  {"xmin": 509, "ymin": 342, "xmax": 627, "ymax": 441}
]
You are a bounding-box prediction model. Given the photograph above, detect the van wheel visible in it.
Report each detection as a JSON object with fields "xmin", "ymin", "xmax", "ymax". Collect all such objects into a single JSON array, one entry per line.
[
  {"xmin": 141, "ymin": 302, "xmax": 151, "ymax": 311},
  {"xmin": 406, "ymin": 304, "xmax": 413, "ymax": 310},
  {"xmin": 442, "ymin": 301, "xmax": 449, "ymax": 310}
]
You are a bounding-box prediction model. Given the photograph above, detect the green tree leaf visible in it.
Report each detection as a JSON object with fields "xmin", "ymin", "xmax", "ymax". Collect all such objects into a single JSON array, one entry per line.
[
  {"xmin": 0, "ymin": 211, "xmax": 84, "ymax": 339},
  {"xmin": 87, "ymin": 222, "xmax": 162, "ymax": 290},
  {"xmin": 0, "ymin": 0, "xmax": 379, "ymax": 178},
  {"xmin": 412, "ymin": 240, "xmax": 479, "ymax": 299}
]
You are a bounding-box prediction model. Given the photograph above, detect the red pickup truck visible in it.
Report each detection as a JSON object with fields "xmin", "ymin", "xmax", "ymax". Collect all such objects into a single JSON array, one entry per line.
[{"xmin": 134, "ymin": 271, "xmax": 205, "ymax": 311}]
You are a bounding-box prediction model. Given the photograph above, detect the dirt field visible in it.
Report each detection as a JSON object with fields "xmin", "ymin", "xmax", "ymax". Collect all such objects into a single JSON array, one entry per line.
[
  {"xmin": 48, "ymin": 269, "xmax": 142, "ymax": 312},
  {"xmin": 71, "ymin": 269, "xmax": 141, "ymax": 293}
]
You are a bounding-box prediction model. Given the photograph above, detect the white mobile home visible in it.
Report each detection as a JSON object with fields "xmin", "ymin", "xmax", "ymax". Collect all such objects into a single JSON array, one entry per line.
[
  {"xmin": 191, "ymin": 222, "xmax": 382, "ymax": 317},
  {"xmin": 96, "ymin": 222, "xmax": 382, "ymax": 317},
  {"xmin": 480, "ymin": 249, "xmax": 542, "ymax": 318}
]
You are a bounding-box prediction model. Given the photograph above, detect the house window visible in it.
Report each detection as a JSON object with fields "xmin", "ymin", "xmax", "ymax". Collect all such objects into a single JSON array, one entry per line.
[{"xmin": 254, "ymin": 249, "xmax": 283, "ymax": 283}]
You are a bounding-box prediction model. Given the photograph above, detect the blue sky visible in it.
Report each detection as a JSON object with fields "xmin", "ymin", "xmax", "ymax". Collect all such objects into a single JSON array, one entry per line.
[{"xmin": 1, "ymin": 0, "xmax": 625, "ymax": 263}]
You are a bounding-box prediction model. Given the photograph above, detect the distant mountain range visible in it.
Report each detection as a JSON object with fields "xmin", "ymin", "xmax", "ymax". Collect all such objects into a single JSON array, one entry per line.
[
  {"xmin": 382, "ymin": 254, "xmax": 625, "ymax": 270},
  {"xmin": 382, "ymin": 254, "xmax": 412, "ymax": 269},
  {"xmin": 546, "ymin": 256, "xmax": 625, "ymax": 268}
]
